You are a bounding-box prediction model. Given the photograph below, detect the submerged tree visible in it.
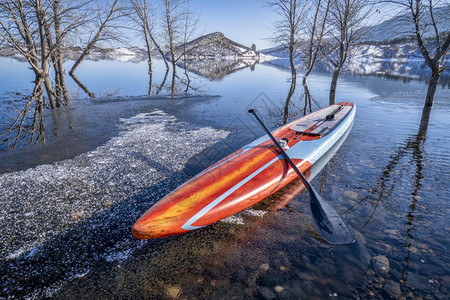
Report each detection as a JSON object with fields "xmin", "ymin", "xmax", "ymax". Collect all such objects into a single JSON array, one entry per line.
[
  {"xmin": 325, "ymin": 0, "xmax": 370, "ymax": 104},
  {"xmin": 69, "ymin": 0, "xmax": 125, "ymax": 76},
  {"xmin": 0, "ymin": 0, "xmax": 69, "ymax": 145},
  {"xmin": 302, "ymin": 0, "xmax": 332, "ymax": 85},
  {"xmin": 0, "ymin": 1, "xmax": 53, "ymax": 108},
  {"xmin": 164, "ymin": 0, "xmax": 180, "ymax": 95},
  {"xmin": 180, "ymin": 1, "xmax": 199, "ymax": 93},
  {"xmin": 162, "ymin": 0, "xmax": 200, "ymax": 95},
  {"xmin": 385, "ymin": 0, "xmax": 449, "ymax": 110},
  {"xmin": 264, "ymin": 0, "xmax": 309, "ymax": 124},
  {"xmin": 130, "ymin": 0, "xmax": 156, "ymax": 94}
]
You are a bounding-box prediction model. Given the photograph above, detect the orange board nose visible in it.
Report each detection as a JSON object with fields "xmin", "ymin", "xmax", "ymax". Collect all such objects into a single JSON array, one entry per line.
[{"xmin": 131, "ymin": 208, "xmax": 190, "ymax": 239}]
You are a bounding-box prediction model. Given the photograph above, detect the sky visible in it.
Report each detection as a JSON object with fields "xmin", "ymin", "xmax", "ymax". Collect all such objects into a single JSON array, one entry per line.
[
  {"xmin": 189, "ymin": 0, "xmax": 277, "ymax": 50},
  {"xmin": 187, "ymin": 0, "xmax": 402, "ymax": 51}
]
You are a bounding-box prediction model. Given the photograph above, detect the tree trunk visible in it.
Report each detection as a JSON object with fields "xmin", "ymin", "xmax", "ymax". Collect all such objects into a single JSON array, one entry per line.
[
  {"xmin": 424, "ymin": 68, "xmax": 441, "ymax": 108},
  {"xmin": 157, "ymin": 69, "xmax": 169, "ymax": 95},
  {"xmin": 70, "ymin": 0, "xmax": 119, "ymax": 75},
  {"xmin": 329, "ymin": 69, "xmax": 340, "ymax": 105},
  {"xmin": 32, "ymin": 75, "xmax": 46, "ymax": 144},
  {"xmin": 57, "ymin": 55, "xmax": 69, "ymax": 104},
  {"xmin": 53, "ymin": 0, "xmax": 69, "ymax": 105},
  {"xmin": 36, "ymin": 1, "xmax": 55, "ymax": 109},
  {"xmin": 53, "ymin": 60, "xmax": 62, "ymax": 106},
  {"xmin": 283, "ymin": 46, "xmax": 297, "ymax": 125},
  {"xmin": 70, "ymin": 73, "xmax": 95, "ymax": 98},
  {"xmin": 303, "ymin": 82, "xmax": 312, "ymax": 115},
  {"xmin": 143, "ymin": 25, "xmax": 153, "ymax": 95},
  {"xmin": 170, "ymin": 58, "xmax": 177, "ymax": 95},
  {"xmin": 183, "ymin": 54, "xmax": 191, "ymax": 93}
]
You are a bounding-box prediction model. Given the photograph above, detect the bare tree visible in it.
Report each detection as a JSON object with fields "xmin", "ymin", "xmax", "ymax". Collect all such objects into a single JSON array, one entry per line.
[
  {"xmin": 69, "ymin": 0, "xmax": 125, "ymax": 75},
  {"xmin": 129, "ymin": 0, "xmax": 171, "ymax": 94},
  {"xmin": 46, "ymin": 0, "xmax": 71, "ymax": 106},
  {"xmin": 264, "ymin": 0, "xmax": 309, "ymax": 124},
  {"xmin": 180, "ymin": 1, "xmax": 199, "ymax": 93},
  {"xmin": 302, "ymin": 0, "xmax": 332, "ymax": 84},
  {"xmin": 326, "ymin": 0, "xmax": 370, "ymax": 104},
  {"xmin": 0, "ymin": 0, "xmax": 90, "ymax": 146},
  {"xmin": 43, "ymin": 0, "xmax": 84, "ymax": 106},
  {"xmin": 130, "ymin": 0, "xmax": 156, "ymax": 94},
  {"xmin": 163, "ymin": 0, "xmax": 185, "ymax": 95},
  {"xmin": 384, "ymin": 0, "xmax": 449, "ymax": 110},
  {"xmin": 0, "ymin": 1, "xmax": 52, "ymax": 108},
  {"xmin": 0, "ymin": 0, "xmax": 56, "ymax": 145}
]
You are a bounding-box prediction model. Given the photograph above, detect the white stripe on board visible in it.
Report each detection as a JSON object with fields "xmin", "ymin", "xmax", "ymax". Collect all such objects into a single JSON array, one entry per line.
[{"xmin": 181, "ymin": 156, "xmax": 280, "ymax": 230}]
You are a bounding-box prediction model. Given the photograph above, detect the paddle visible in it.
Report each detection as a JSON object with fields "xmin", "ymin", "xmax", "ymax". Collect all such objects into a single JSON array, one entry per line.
[{"xmin": 248, "ymin": 109, "xmax": 354, "ymax": 245}]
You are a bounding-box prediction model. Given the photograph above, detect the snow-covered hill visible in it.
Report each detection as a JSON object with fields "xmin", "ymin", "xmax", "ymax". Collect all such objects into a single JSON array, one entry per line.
[
  {"xmin": 175, "ymin": 32, "xmax": 259, "ymax": 59},
  {"xmin": 360, "ymin": 5, "xmax": 449, "ymax": 43},
  {"xmin": 172, "ymin": 32, "xmax": 278, "ymax": 80},
  {"xmin": 261, "ymin": 6, "xmax": 450, "ymax": 80},
  {"xmin": 0, "ymin": 46, "xmax": 149, "ymax": 63}
]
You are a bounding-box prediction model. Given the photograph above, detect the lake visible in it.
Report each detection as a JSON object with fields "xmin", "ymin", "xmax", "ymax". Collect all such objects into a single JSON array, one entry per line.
[{"xmin": 0, "ymin": 56, "xmax": 449, "ymax": 299}]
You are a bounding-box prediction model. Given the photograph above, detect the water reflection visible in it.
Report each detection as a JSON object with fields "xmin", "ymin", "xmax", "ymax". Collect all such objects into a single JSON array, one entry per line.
[
  {"xmin": 346, "ymin": 107, "xmax": 431, "ymax": 229},
  {"xmin": 278, "ymin": 82, "xmax": 320, "ymax": 126},
  {"xmin": 400, "ymin": 106, "xmax": 430, "ymax": 287},
  {"xmin": 179, "ymin": 58, "xmax": 258, "ymax": 81},
  {"xmin": 312, "ymin": 59, "xmax": 450, "ymax": 88},
  {"xmin": 70, "ymin": 74, "xmax": 95, "ymax": 98},
  {"xmin": 0, "ymin": 81, "xmax": 46, "ymax": 150}
]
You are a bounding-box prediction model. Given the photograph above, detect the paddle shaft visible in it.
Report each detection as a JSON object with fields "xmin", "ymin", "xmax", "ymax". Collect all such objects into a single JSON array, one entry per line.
[
  {"xmin": 248, "ymin": 108, "xmax": 355, "ymax": 245},
  {"xmin": 248, "ymin": 109, "xmax": 313, "ymax": 192}
]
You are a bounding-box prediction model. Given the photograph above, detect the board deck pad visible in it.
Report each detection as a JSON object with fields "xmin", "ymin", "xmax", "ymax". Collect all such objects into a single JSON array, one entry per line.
[{"xmin": 289, "ymin": 105, "xmax": 352, "ymax": 136}]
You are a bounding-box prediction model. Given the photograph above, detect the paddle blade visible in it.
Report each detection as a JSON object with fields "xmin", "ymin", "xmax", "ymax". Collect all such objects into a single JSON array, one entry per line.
[{"xmin": 309, "ymin": 186, "xmax": 355, "ymax": 245}]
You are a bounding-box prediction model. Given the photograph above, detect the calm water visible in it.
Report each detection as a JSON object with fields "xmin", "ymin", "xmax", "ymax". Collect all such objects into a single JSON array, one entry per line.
[{"xmin": 0, "ymin": 57, "xmax": 449, "ymax": 299}]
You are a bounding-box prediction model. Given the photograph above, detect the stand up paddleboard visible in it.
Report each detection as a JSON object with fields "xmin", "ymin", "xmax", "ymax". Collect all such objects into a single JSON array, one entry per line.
[{"xmin": 132, "ymin": 102, "xmax": 356, "ymax": 240}]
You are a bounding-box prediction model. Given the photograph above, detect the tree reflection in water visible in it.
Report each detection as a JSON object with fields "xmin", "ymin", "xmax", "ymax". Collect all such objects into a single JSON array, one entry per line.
[
  {"xmin": 344, "ymin": 106, "xmax": 432, "ymax": 290},
  {"xmin": 346, "ymin": 107, "xmax": 431, "ymax": 226},
  {"xmin": 280, "ymin": 82, "xmax": 320, "ymax": 125},
  {"xmin": 1, "ymin": 79, "xmax": 46, "ymax": 150}
]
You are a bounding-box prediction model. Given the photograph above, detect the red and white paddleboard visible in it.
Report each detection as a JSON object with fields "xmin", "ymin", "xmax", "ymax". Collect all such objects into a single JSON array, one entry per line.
[{"xmin": 132, "ymin": 102, "xmax": 356, "ymax": 239}]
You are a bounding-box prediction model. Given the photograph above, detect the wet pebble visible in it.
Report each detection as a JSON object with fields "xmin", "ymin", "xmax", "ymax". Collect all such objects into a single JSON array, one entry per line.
[
  {"xmin": 383, "ymin": 280, "xmax": 401, "ymax": 299},
  {"xmin": 374, "ymin": 242, "xmax": 394, "ymax": 253},
  {"xmin": 258, "ymin": 286, "xmax": 276, "ymax": 300},
  {"xmin": 274, "ymin": 285, "xmax": 284, "ymax": 293},
  {"xmin": 383, "ymin": 229, "xmax": 400, "ymax": 235},
  {"xmin": 165, "ymin": 284, "xmax": 181, "ymax": 299},
  {"xmin": 260, "ymin": 263, "xmax": 270, "ymax": 272},
  {"xmin": 404, "ymin": 273, "xmax": 432, "ymax": 292},
  {"xmin": 343, "ymin": 190, "xmax": 359, "ymax": 200},
  {"xmin": 372, "ymin": 255, "xmax": 390, "ymax": 276}
]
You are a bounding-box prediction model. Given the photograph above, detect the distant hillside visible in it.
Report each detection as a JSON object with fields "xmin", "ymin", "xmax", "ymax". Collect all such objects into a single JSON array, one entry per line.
[
  {"xmin": 360, "ymin": 5, "xmax": 449, "ymax": 43},
  {"xmin": 0, "ymin": 45, "xmax": 149, "ymax": 63},
  {"xmin": 175, "ymin": 32, "xmax": 259, "ymax": 59},
  {"xmin": 262, "ymin": 5, "xmax": 449, "ymax": 55},
  {"xmin": 260, "ymin": 6, "xmax": 449, "ymax": 80}
]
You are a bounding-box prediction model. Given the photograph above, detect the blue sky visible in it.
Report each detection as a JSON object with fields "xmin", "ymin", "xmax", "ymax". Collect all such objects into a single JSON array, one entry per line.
[
  {"xmin": 189, "ymin": 0, "xmax": 277, "ymax": 50},
  {"xmin": 187, "ymin": 0, "xmax": 401, "ymax": 50}
]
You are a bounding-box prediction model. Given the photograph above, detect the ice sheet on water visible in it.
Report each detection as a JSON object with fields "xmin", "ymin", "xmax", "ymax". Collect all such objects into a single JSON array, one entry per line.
[
  {"xmin": 222, "ymin": 214, "xmax": 245, "ymax": 225},
  {"xmin": 0, "ymin": 110, "xmax": 229, "ymax": 262},
  {"xmin": 243, "ymin": 209, "xmax": 267, "ymax": 217},
  {"xmin": 220, "ymin": 209, "xmax": 267, "ymax": 225}
]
